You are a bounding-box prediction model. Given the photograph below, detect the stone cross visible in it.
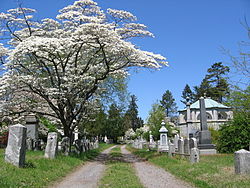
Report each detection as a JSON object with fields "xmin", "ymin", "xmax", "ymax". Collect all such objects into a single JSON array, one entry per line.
[
  {"xmin": 234, "ymin": 149, "xmax": 250, "ymax": 174},
  {"xmin": 5, "ymin": 124, "xmax": 27, "ymax": 167},
  {"xmin": 44, "ymin": 132, "xmax": 58, "ymax": 159},
  {"xmin": 190, "ymin": 148, "xmax": 200, "ymax": 164}
]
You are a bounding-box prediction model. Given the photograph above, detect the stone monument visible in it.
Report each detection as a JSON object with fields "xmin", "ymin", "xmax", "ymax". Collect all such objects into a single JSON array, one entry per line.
[
  {"xmin": 25, "ymin": 114, "xmax": 39, "ymax": 140},
  {"xmin": 5, "ymin": 124, "xmax": 27, "ymax": 167},
  {"xmin": 198, "ymin": 97, "xmax": 216, "ymax": 154},
  {"xmin": 234, "ymin": 149, "xmax": 250, "ymax": 174},
  {"xmin": 45, "ymin": 132, "xmax": 58, "ymax": 159},
  {"xmin": 158, "ymin": 121, "xmax": 169, "ymax": 152}
]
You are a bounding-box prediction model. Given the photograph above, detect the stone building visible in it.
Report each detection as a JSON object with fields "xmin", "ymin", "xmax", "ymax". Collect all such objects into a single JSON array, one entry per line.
[{"xmin": 178, "ymin": 98, "xmax": 233, "ymax": 137}]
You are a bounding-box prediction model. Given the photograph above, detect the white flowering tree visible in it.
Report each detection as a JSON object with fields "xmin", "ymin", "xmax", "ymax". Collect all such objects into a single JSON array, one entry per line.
[{"xmin": 0, "ymin": 0, "xmax": 167, "ymax": 142}]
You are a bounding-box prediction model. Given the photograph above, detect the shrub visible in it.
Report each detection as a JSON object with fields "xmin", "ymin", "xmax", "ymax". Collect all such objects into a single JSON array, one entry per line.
[{"xmin": 217, "ymin": 112, "xmax": 250, "ymax": 153}]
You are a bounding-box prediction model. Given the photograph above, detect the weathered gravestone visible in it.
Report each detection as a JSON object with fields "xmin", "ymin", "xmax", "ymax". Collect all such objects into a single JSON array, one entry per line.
[
  {"xmin": 44, "ymin": 132, "xmax": 58, "ymax": 159},
  {"xmin": 5, "ymin": 124, "xmax": 27, "ymax": 167},
  {"xmin": 189, "ymin": 137, "xmax": 198, "ymax": 150},
  {"xmin": 184, "ymin": 138, "xmax": 190, "ymax": 154},
  {"xmin": 234, "ymin": 149, "xmax": 250, "ymax": 174},
  {"xmin": 26, "ymin": 137, "xmax": 33, "ymax": 150},
  {"xmin": 25, "ymin": 114, "xmax": 38, "ymax": 140},
  {"xmin": 190, "ymin": 148, "xmax": 200, "ymax": 164},
  {"xmin": 174, "ymin": 134, "xmax": 179, "ymax": 151},
  {"xmin": 168, "ymin": 143, "xmax": 175, "ymax": 158},
  {"xmin": 61, "ymin": 137, "xmax": 70, "ymax": 156},
  {"xmin": 178, "ymin": 138, "xmax": 184, "ymax": 157}
]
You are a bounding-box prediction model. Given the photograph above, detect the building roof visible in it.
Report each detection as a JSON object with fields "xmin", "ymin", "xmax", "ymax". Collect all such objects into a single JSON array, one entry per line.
[{"xmin": 179, "ymin": 98, "xmax": 231, "ymax": 111}]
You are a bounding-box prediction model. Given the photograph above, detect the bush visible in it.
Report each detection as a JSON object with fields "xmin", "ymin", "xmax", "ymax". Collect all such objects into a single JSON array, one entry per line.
[{"xmin": 217, "ymin": 112, "xmax": 250, "ymax": 153}]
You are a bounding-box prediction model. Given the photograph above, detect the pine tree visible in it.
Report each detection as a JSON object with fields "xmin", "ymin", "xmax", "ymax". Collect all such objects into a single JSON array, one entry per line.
[
  {"xmin": 181, "ymin": 84, "xmax": 195, "ymax": 104},
  {"xmin": 160, "ymin": 90, "xmax": 177, "ymax": 117},
  {"xmin": 124, "ymin": 95, "xmax": 144, "ymax": 131}
]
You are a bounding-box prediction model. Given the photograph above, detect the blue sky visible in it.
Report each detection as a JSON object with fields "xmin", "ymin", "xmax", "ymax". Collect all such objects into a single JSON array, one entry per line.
[{"xmin": 1, "ymin": 0, "xmax": 249, "ymax": 121}]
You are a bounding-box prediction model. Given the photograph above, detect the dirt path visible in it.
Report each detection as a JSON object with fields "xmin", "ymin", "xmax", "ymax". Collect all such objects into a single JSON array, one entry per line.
[
  {"xmin": 120, "ymin": 145, "xmax": 194, "ymax": 188},
  {"xmin": 50, "ymin": 145, "xmax": 116, "ymax": 188}
]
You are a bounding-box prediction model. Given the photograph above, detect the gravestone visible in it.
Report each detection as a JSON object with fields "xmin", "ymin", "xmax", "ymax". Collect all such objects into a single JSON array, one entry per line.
[
  {"xmin": 189, "ymin": 138, "xmax": 198, "ymax": 150},
  {"xmin": 61, "ymin": 137, "xmax": 70, "ymax": 156},
  {"xmin": 44, "ymin": 132, "xmax": 58, "ymax": 159},
  {"xmin": 26, "ymin": 138, "xmax": 33, "ymax": 150},
  {"xmin": 178, "ymin": 138, "xmax": 184, "ymax": 155},
  {"xmin": 234, "ymin": 149, "xmax": 250, "ymax": 174},
  {"xmin": 25, "ymin": 114, "xmax": 38, "ymax": 140},
  {"xmin": 190, "ymin": 148, "xmax": 200, "ymax": 164},
  {"xmin": 5, "ymin": 124, "xmax": 27, "ymax": 167},
  {"xmin": 198, "ymin": 97, "xmax": 216, "ymax": 154},
  {"xmin": 168, "ymin": 143, "xmax": 175, "ymax": 158},
  {"xmin": 184, "ymin": 138, "xmax": 190, "ymax": 154},
  {"xmin": 174, "ymin": 134, "xmax": 179, "ymax": 151},
  {"xmin": 158, "ymin": 121, "xmax": 169, "ymax": 152}
]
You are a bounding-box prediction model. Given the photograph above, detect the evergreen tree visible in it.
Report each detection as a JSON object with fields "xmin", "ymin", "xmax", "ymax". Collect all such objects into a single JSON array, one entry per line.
[
  {"xmin": 124, "ymin": 95, "xmax": 144, "ymax": 131},
  {"xmin": 181, "ymin": 84, "xmax": 195, "ymax": 104},
  {"xmin": 193, "ymin": 62, "xmax": 230, "ymax": 102},
  {"xmin": 160, "ymin": 90, "xmax": 177, "ymax": 117}
]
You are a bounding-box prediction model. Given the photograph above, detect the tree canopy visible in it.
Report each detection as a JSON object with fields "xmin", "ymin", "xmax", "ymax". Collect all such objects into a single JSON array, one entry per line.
[
  {"xmin": 160, "ymin": 90, "xmax": 177, "ymax": 117},
  {"xmin": 0, "ymin": 0, "xmax": 167, "ymax": 141}
]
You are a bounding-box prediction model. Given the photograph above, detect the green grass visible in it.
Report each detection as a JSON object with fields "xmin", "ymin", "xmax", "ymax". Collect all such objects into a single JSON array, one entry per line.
[
  {"xmin": 0, "ymin": 143, "xmax": 112, "ymax": 188},
  {"xmin": 99, "ymin": 145, "xmax": 143, "ymax": 188},
  {"xmin": 128, "ymin": 146, "xmax": 250, "ymax": 188}
]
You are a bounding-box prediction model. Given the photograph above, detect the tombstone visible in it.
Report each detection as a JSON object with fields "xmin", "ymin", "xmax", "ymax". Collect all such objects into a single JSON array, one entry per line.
[
  {"xmin": 168, "ymin": 143, "xmax": 175, "ymax": 158},
  {"xmin": 234, "ymin": 149, "xmax": 250, "ymax": 174},
  {"xmin": 184, "ymin": 138, "xmax": 190, "ymax": 154},
  {"xmin": 190, "ymin": 148, "xmax": 200, "ymax": 164},
  {"xmin": 25, "ymin": 114, "xmax": 39, "ymax": 140},
  {"xmin": 178, "ymin": 138, "xmax": 184, "ymax": 157},
  {"xmin": 158, "ymin": 121, "xmax": 169, "ymax": 152},
  {"xmin": 174, "ymin": 134, "xmax": 179, "ymax": 151},
  {"xmin": 198, "ymin": 97, "xmax": 216, "ymax": 155},
  {"xmin": 44, "ymin": 132, "xmax": 58, "ymax": 159},
  {"xmin": 61, "ymin": 137, "xmax": 70, "ymax": 156},
  {"xmin": 189, "ymin": 137, "xmax": 198, "ymax": 150},
  {"xmin": 26, "ymin": 137, "xmax": 33, "ymax": 151},
  {"xmin": 34, "ymin": 140, "xmax": 41, "ymax": 151},
  {"xmin": 5, "ymin": 124, "xmax": 27, "ymax": 167}
]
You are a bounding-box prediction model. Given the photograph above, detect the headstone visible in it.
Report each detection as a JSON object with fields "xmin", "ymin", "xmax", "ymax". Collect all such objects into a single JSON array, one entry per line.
[
  {"xmin": 26, "ymin": 137, "xmax": 33, "ymax": 151},
  {"xmin": 5, "ymin": 124, "xmax": 27, "ymax": 167},
  {"xmin": 234, "ymin": 149, "xmax": 250, "ymax": 174},
  {"xmin": 174, "ymin": 134, "xmax": 179, "ymax": 151},
  {"xmin": 198, "ymin": 97, "xmax": 216, "ymax": 154},
  {"xmin": 168, "ymin": 143, "xmax": 175, "ymax": 158},
  {"xmin": 190, "ymin": 148, "xmax": 200, "ymax": 164},
  {"xmin": 184, "ymin": 138, "xmax": 190, "ymax": 154},
  {"xmin": 44, "ymin": 132, "xmax": 58, "ymax": 159},
  {"xmin": 34, "ymin": 140, "xmax": 41, "ymax": 151},
  {"xmin": 61, "ymin": 137, "xmax": 70, "ymax": 156},
  {"xmin": 25, "ymin": 114, "xmax": 39, "ymax": 140},
  {"xmin": 178, "ymin": 138, "xmax": 184, "ymax": 155},
  {"xmin": 189, "ymin": 137, "xmax": 198, "ymax": 150},
  {"xmin": 158, "ymin": 121, "xmax": 169, "ymax": 152}
]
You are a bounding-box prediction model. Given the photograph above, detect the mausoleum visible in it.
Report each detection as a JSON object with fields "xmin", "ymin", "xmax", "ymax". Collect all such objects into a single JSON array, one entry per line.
[{"xmin": 178, "ymin": 98, "xmax": 233, "ymax": 137}]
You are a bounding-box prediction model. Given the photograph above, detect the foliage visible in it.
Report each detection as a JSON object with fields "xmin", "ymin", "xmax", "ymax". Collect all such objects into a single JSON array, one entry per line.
[
  {"xmin": 0, "ymin": 0, "xmax": 167, "ymax": 142},
  {"xmin": 39, "ymin": 117, "xmax": 57, "ymax": 133},
  {"xmin": 105, "ymin": 103, "xmax": 126, "ymax": 143},
  {"xmin": 181, "ymin": 84, "xmax": 195, "ymax": 105},
  {"xmin": 194, "ymin": 62, "xmax": 230, "ymax": 102},
  {"xmin": 208, "ymin": 127, "xmax": 220, "ymax": 145},
  {"xmin": 124, "ymin": 95, "xmax": 144, "ymax": 131},
  {"xmin": 225, "ymin": 85, "xmax": 250, "ymax": 112},
  {"xmin": 160, "ymin": 90, "xmax": 177, "ymax": 117},
  {"xmin": 217, "ymin": 112, "xmax": 250, "ymax": 153}
]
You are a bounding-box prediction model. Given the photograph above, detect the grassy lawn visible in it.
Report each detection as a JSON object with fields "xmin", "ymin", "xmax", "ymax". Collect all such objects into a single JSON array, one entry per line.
[
  {"xmin": 0, "ymin": 143, "xmax": 112, "ymax": 188},
  {"xmin": 99, "ymin": 145, "xmax": 143, "ymax": 188},
  {"xmin": 128, "ymin": 146, "xmax": 250, "ymax": 188}
]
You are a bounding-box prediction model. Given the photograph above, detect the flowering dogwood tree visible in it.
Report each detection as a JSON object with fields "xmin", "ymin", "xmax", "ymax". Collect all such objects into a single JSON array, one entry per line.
[{"xmin": 0, "ymin": 0, "xmax": 167, "ymax": 141}]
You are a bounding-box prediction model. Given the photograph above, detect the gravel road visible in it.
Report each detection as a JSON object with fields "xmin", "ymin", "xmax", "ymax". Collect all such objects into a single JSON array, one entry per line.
[
  {"xmin": 49, "ymin": 145, "xmax": 116, "ymax": 188},
  {"xmin": 120, "ymin": 145, "xmax": 194, "ymax": 188}
]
